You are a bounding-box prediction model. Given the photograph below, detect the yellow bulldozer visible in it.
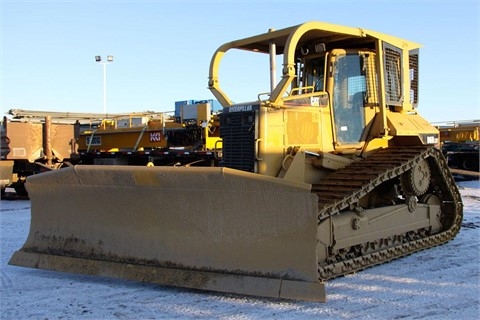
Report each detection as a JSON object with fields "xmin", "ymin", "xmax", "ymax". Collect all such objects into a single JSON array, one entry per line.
[{"xmin": 9, "ymin": 21, "xmax": 463, "ymax": 302}]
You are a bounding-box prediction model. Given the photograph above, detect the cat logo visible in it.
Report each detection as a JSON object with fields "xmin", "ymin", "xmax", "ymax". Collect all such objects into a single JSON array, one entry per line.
[{"xmin": 149, "ymin": 131, "xmax": 162, "ymax": 142}]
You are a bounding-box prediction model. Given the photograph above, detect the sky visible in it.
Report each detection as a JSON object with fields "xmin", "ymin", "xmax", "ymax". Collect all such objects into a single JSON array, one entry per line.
[{"xmin": 1, "ymin": 0, "xmax": 479, "ymax": 123}]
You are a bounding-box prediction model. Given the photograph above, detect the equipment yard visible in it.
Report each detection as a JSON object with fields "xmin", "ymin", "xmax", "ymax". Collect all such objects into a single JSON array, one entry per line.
[
  {"xmin": 0, "ymin": 180, "xmax": 478, "ymax": 319},
  {"xmin": 2, "ymin": 1, "xmax": 479, "ymax": 317},
  {"xmin": 1, "ymin": 18, "xmax": 479, "ymax": 318},
  {"xmin": 2, "ymin": 21, "xmax": 468, "ymax": 303}
]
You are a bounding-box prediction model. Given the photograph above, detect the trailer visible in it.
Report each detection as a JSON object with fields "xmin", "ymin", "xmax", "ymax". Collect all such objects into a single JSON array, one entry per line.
[
  {"xmin": 76, "ymin": 100, "xmax": 221, "ymax": 167},
  {"xmin": 435, "ymin": 120, "xmax": 479, "ymax": 173},
  {"xmin": 1, "ymin": 101, "xmax": 222, "ymax": 197},
  {"xmin": 1, "ymin": 112, "xmax": 82, "ymax": 197}
]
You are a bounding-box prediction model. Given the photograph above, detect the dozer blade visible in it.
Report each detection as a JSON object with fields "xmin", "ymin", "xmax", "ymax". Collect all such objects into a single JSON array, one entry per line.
[{"xmin": 9, "ymin": 165, "xmax": 325, "ymax": 302}]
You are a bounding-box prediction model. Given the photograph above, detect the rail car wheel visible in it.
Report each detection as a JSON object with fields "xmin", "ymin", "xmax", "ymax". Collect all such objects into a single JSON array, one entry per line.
[
  {"xmin": 13, "ymin": 181, "xmax": 28, "ymax": 197},
  {"xmin": 462, "ymin": 156, "xmax": 479, "ymax": 172}
]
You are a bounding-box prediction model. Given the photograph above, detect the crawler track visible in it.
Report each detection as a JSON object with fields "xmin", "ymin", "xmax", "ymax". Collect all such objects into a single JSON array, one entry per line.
[{"xmin": 312, "ymin": 146, "xmax": 463, "ymax": 280}]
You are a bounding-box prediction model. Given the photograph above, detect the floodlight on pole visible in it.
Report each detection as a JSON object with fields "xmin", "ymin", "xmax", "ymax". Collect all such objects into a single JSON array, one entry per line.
[{"xmin": 95, "ymin": 55, "xmax": 114, "ymax": 114}]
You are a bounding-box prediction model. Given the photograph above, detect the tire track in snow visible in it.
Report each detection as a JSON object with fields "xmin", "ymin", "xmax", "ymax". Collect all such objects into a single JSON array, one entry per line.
[{"xmin": 1, "ymin": 269, "xmax": 15, "ymax": 290}]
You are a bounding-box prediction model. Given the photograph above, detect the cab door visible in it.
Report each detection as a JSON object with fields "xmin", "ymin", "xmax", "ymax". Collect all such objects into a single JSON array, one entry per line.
[{"xmin": 328, "ymin": 49, "xmax": 376, "ymax": 149}]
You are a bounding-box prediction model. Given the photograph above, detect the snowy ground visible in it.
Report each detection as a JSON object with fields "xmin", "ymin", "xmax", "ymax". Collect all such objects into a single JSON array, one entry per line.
[{"xmin": 1, "ymin": 180, "xmax": 479, "ymax": 320}]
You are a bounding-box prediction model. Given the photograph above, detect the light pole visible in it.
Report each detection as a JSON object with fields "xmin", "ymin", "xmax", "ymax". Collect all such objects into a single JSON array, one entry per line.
[{"xmin": 95, "ymin": 55, "xmax": 114, "ymax": 114}]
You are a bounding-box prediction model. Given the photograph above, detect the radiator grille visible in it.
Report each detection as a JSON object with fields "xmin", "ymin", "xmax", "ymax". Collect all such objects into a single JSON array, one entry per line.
[{"xmin": 220, "ymin": 108, "xmax": 257, "ymax": 172}]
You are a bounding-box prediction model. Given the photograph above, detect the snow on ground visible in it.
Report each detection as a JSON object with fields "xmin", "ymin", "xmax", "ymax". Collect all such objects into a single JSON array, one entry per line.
[{"xmin": 1, "ymin": 180, "xmax": 479, "ymax": 319}]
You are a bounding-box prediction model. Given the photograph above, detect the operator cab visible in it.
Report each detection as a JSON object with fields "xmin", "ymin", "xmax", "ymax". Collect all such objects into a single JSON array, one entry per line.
[{"xmin": 296, "ymin": 49, "xmax": 377, "ymax": 148}]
